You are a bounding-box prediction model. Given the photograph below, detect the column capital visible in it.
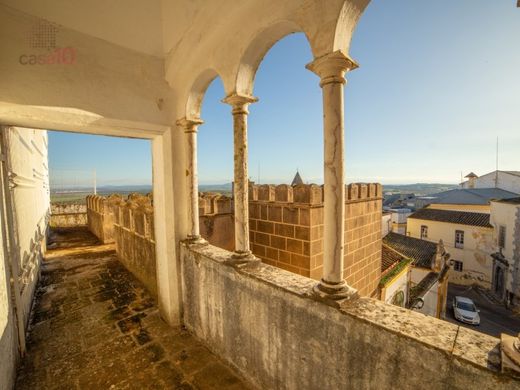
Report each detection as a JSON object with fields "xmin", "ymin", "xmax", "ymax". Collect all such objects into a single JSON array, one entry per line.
[
  {"xmin": 306, "ymin": 50, "xmax": 359, "ymax": 87},
  {"xmin": 222, "ymin": 93, "xmax": 258, "ymax": 115},
  {"xmin": 176, "ymin": 117, "xmax": 204, "ymax": 133}
]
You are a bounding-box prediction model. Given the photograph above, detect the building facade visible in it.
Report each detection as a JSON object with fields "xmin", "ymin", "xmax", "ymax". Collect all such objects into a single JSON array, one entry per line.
[
  {"xmin": 407, "ymin": 208, "xmax": 494, "ymax": 288},
  {"xmin": 490, "ymin": 198, "xmax": 520, "ymax": 307},
  {"xmin": 461, "ymin": 170, "xmax": 520, "ymax": 194}
]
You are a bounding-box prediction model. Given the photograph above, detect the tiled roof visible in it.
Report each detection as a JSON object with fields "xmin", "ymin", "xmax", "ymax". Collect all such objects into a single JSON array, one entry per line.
[
  {"xmin": 419, "ymin": 188, "xmax": 518, "ymax": 205},
  {"xmin": 409, "ymin": 208, "xmax": 492, "ymax": 228},
  {"xmin": 382, "ymin": 232, "xmax": 437, "ymax": 269},
  {"xmin": 381, "ymin": 246, "xmax": 404, "ymax": 273}
]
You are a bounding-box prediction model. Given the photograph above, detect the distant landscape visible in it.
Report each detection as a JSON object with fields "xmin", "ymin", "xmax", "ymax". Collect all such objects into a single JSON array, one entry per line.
[
  {"xmin": 381, "ymin": 183, "xmax": 459, "ymax": 196},
  {"xmin": 51, "ymin": 182, "xmax": 458, "ymax": 204},
  {"xmin": 51, "ymin": 184, "xmax": 153, "ymax": 204}
]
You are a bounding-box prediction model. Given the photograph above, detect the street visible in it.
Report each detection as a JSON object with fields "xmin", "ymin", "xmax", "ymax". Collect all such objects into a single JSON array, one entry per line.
[{"xmin": 445, "ymin": 284, "xmax": 520, "ymax": 338}]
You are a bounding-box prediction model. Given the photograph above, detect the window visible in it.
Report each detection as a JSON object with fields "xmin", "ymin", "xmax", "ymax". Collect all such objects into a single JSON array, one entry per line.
[
  {"xmin": 420, "ymin": 225, "xmax": 428, "ymax": 239},
  {"xmin": 498, "ymin": 225, "xmax": 506, "ymax": 250},
  {"xmin": 455, "ymin": 230, "xmax": 464, "ymax": 249},
  {"xmin": 453, "ymin": 260, "xmax": 463, "ymax": 272}
]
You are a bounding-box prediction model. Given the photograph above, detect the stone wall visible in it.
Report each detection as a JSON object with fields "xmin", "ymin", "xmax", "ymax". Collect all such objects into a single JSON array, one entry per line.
[
  {"xmin": 249, "ymin": 183, "xmax": 382, "ymax": 297},
  {"xmin": 50, "ymin": 203, "xmax": 87, "ymax": 227},
  {"xmin": 86, "ymin": 195, "xmax": 119, "ymax": 244},
  {"xmin": 181, "ymin": 243, "xmax": 520, "ymax": 390},
  {"xmin": 86, "ymin": 194, "xmax": 157, "ymax": 297},
  {"xmin": 198, "ymin": 193, "xmax": 234, "ymax": 251},
  {"xmin": 111, "ymin": 194, "xmax": 157, "ymax": 297}
]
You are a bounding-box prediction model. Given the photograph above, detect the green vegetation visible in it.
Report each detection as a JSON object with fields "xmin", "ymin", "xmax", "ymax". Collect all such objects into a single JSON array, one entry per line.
[{"xmin": 379, "ymin": 258, "xmax": 412, "ymax": 287}]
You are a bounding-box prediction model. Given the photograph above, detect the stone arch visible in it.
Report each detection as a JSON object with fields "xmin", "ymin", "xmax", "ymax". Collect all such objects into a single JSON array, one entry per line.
[
  {"xmin": 185, "ymin": 68, "xmax": 223, "ymax": 120},
  {"xmin": 332, "ymin": 0, "xmax": 370, "ymax": 53},
  {"xmin": 234, "ymin": 20, "xmax": 308, "ymax": 96}
]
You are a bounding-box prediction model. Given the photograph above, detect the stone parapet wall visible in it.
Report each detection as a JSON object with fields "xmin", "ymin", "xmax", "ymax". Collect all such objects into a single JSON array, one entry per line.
[
  {"xmin": 248, "ymin": 183, "xmax": 382, "ymax": 297},
  {"xmin": 86, "ymin": 194, "xmax": 120, "ymax": 243},
  {"xmin": 181, "ymin": 243, "xmax": 519, "ymax": 390},
  {"xmin": 50, "ymin": 203, "xmax": 87, "ymax": 227},
  {"xmin": 111, "ymin": 194, "xmax": 157, "ymax": 297},
  {"xmin": 86, "ymin": 193, "xmax": 157, "ymax": 296}
]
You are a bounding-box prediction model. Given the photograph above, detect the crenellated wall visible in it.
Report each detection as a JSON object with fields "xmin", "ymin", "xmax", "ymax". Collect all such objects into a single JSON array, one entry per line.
[
  {"xmin": 50, "ymin": 203, "xmax": 87, "ymax": 227},
  {"xmin": 86, "ymin": 194, "xmax": 119, "ymax": 244},
  {"xmin": 198, "ymin": 193, "xmax": 235, "ymax": 251},
  {"xmin": 248, "ymin": 183, "xmax": 383, "ymax": 297},
  {"xmin": 111, "ymin": 194, "xmax": 157, "ymax": 297},
  {"xmin": 86, "ymin": 193, "xmax": 157, "ymax": 296}
]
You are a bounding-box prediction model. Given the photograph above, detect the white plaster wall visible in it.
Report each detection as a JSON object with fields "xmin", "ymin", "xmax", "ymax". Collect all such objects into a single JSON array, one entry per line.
[
  {"xmin": 463, "ymin": 171, "xmax": 520, "ymax": 194},
  {"xmin": 6, "ymin": 127, "xmax": 50, "ymax": 326},
  {"xmin": 408, "ymin": 219, "xmax": 494, "ymax": 287},
  {"xmin": 0, "ymin": 177, "xmax": 17, "ymax": 390},
  {"xmin": 413, "ymin": 280, "xmax": 439, "ymax": 318},
  {"xmin": 0, "ymin": 5, "xmax": 171, "ymax": 134},
  {"xmin": 2, "ymin": 0, "xmax": 164, "ymax": 57}
]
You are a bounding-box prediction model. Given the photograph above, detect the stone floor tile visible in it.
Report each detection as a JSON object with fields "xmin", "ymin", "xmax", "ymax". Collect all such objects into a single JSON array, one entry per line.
[{"xmin": 15, "ymin": 227, "xmax": 253, "ymax": 390}]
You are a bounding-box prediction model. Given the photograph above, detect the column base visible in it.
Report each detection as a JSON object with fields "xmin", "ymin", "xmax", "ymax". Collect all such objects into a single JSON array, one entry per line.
[
  {"xmin": 312, "ymin": 279, "xmax": 358, "ymax": 307},
  {"xmin": 186, "ymin": 235, "xmax": 207, "ymax": 245},
  {"xmin": 227, "ymin": 250, "xmax": 259, "ymax": 267}
]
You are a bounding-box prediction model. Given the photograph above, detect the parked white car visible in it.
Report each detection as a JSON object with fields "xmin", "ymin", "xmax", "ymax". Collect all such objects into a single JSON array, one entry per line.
[{"xmin": 453, "ymin": 296, "xmax": 480, "ymax": 325}]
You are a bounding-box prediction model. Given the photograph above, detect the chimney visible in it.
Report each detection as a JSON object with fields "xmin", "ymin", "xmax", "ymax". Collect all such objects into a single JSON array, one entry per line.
[{"xmin": 464, "ymin": 172, "xmax": 478, "ymax": 189}]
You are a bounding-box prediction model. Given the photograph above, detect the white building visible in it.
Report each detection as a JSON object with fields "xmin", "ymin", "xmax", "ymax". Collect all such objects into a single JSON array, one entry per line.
[
  {"xmin": 490, "ymin": 197, "xmax": 520, "ymax": 307},
  {"xmin": 461, "ymin": 170, "xmax": 520, "ymax": 194}
]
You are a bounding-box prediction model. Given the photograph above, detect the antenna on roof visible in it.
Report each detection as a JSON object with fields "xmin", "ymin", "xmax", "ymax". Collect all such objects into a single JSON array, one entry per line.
[
  {"xmin": 460, "ymin": 171, "xmax": 463, "ymax": 188},
  {"xmin": 495, "ymin": 136, "xmax": 499, "ymax": 188}
]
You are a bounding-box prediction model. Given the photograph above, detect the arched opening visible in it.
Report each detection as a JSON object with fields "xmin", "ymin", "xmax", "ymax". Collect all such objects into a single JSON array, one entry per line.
[
  {"xmin": 196, "ymin": 77, "xmax": 235, "ymax": 251},
  {"xmin": 247, "ymin": 32, "xmax": 323, "ymax": 278}
]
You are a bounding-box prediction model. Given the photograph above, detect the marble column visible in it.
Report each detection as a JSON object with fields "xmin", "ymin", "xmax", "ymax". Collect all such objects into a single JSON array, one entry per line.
[
  {"xmin": 222, "ymin": 93, "xmax": 258, "ymax": 258},
  {"xmin": 176, "ymin": 117, "xmax": 205, "ymax": 242},
  {"xmin": 306, "ymin": 51, "xmax": 358, "ymax": 300}
]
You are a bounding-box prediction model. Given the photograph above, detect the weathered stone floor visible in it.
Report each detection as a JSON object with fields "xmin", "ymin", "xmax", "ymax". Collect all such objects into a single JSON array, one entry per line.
[{"xmin": 16, "ymin": 227, "xmax": 252, "ymax": 390}]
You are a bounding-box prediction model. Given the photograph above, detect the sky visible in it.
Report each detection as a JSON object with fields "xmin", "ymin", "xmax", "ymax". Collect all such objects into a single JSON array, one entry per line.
[
  {"xmin": 48, "ymin": 132, "xmax": 151, "ymax": 188},
  {"xmin": 49, "ymin": 0, "xmax": 520, "ymax": 186}
]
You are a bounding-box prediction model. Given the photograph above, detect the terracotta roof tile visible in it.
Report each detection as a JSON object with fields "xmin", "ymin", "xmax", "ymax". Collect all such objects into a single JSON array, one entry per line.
[
  {"xmin": 408, "ymin": 208, "xmax": 492, "ymax": 228},
  {"xmin": 382, "ymin": 232, "xmax": 437, "ymax": 269}
]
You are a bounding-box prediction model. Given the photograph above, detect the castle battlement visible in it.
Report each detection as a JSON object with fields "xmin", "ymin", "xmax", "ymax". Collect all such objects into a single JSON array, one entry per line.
[{"xmin": 248, "ymin": 183, "xmax": 382, "ymax": 204}]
